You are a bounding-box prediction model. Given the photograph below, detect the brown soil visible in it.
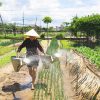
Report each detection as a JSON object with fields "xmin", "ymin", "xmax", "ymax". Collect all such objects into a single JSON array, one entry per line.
[
  {"xmin": 59, "ymin": 56, "xmax": 78, "ymax": 100},
  {"xmin": 0, "ymin": 63, "xmax": 33, "ymax": 100}
]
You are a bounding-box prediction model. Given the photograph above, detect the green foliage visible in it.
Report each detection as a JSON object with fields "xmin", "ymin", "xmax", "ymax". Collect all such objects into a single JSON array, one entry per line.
[
  {"xmin": 46, "ymin": 38, "xmax": 59, "ymax": 55},
  {"xmin": 42, "ymin": 16, "xmax": 53, "ymax": 37},
  {"xmin": 68, "ymin": 16, "xmax": 79, "ymax": 36},
  {"xmin": 74, "ymin": 14, "xmax": 100, "ymax": 38},
  {"xmin": 60, "ymin": 40, "xmax": 74, "ymax": 49},
  {"xmin": 0, "ymin": 46, "xmax": 14, "ymax": 56},
  {"xmin": 76, "ymin": 46, "xmax": 100, "ymax": 68},
  {"xmin": 0, "ymin": 23, "xmax": 33, "ymax": 36},
  {"xmin": 0, "ymin": 34, "xmax": 24, "ymax": 39},
  {"xmin": 42, "ymin": 16, "xmax": 52, "ymax": 24},
  {"xmin": 68, "ymin": 14, "xmax": 100, "ymax": 39},
  {"xmin": 55, "ymin": 34, "xmax": 64, "ymax": 39},
  {"xmin": 0, "ymin": 40, "xmax": 13, "ymax": 46},
  {"xmin": 62, "ymin": 22, "xmax": 69, "ymax": 27},
  {"xmin": 0, "ymin": 39, "xmax": 21, "ymax": 46},
  {"xmin": 0, "ymin": 48, "xmax": 26, "ymax": 67},
  {"xmin": 32, "ymin": 59, "xmax": 65, "ymax": 99},
  {"xmin": 0, "ymin": 51, "xmax": 16, "ymax": 67},
  {"xmin": 40, "ymin": 33, "xmax": 45, "ymax": 38}
]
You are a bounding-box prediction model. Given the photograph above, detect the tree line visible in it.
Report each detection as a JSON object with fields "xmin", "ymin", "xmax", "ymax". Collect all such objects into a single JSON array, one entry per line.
[
  {"xmin": 68, "ymin": 14, "xmax": 100, "ymax": 40},
  {"xmin": 0, "ymin": 14, "xmax": 100, "ymax": 41}
]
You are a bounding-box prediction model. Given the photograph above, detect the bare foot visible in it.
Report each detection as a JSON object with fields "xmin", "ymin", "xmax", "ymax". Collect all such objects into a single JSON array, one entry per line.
[{"xmin": 31, "ymin": 84, "xmax": 35, "ymax": 90}]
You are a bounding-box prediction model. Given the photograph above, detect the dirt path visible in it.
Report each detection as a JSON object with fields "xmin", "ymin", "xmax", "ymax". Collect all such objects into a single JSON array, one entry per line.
[
  {"xmin": 0, "ymin": 63, "xmax": 33, "ymax": 100},
  {"xmin": 59, "ymin": 55, "xmax": 77, "ymax": 100}
]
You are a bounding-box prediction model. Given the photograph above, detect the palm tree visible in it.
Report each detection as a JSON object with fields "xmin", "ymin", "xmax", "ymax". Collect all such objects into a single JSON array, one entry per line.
[{"xmin": 42, "ymin": 16, "xmax": 52, "ymax": 38}]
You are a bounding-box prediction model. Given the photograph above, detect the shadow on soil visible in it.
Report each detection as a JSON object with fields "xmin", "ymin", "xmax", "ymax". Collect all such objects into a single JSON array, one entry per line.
[
  {"xmin": 2, "ymin": 82, "xmax": 47, "ymax": 100},
  {"xmin": 2, "ymin": 82, "xmax": 47, "ymax": 92}
]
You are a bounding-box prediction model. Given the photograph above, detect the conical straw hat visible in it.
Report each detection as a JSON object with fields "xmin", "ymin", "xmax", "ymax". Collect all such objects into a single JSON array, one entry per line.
[{"xmin": 24, "ymin": 29, "xmax": 40, "ymax": 37}]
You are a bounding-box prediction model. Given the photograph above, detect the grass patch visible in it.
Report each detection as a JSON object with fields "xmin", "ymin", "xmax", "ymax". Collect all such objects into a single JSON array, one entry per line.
[
  {"xmin": 0, "ymin": 46, "xmax": 14, "ymax": 56},
  {"xmin": 0, "ymin": 48, "xmax": 26, "ymax": 68},
  {"xmin": 0, "ymin": 51, "xmax": 16, "ymax": 67},
  {"xmin": 0, "ymin": 39, "xmax": 22, "ymax": 46},
  {"xmin": 0, "ymin": 34, "xmax": 24, "ymax": 38},
  {"xmin": 59, "ymin": 40, "xmax": 75, "ymax": 49}
]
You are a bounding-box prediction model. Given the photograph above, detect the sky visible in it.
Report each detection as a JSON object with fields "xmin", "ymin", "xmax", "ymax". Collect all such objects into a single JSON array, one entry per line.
[{"xmin": 0, "ymin": 0, "xmax": 100, "ymax": 27}]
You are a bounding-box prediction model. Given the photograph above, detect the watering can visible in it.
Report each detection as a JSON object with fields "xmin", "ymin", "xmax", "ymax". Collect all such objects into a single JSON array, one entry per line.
[
  {"xmin": 11, "ymin": 53, "xmax": 55, "ymax": 72},
  {"xmin": 11, "ymin": 56, "xmax": 25, "ymax": 72}
]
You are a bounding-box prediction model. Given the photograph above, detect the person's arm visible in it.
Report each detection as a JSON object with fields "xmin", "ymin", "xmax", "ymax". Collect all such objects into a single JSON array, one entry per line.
[{"xmin": 17, "ymin": 39, "xmax": 26, "ymax": 52}]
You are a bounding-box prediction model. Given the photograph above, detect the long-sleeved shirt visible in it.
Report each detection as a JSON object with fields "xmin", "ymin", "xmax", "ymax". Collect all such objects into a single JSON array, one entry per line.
[{"xmin": 17, "ymin": 38, "xmax": 44, "ymax": 55}]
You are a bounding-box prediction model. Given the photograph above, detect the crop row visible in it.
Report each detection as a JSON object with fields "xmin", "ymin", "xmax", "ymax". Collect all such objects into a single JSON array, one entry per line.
[
  {"xmin": 32, "ymin": 59, "xmax": 66, "ymax": 100},
  {"xmin": 0, "ymin": 51, "xmax": 16, "ymax": 67},
  {"xmin": 60, "ymin": 40, "xmax": 74, "ymax": 49},
  {"xmin": 0, "ymin": 39, "xmax": 22, "ymax": 56},
  {"xmin": 75, "ymin": 46, "xmax": 100, "ymax": 68},
  {"xmin": 0, "ymin": 39, "xmax": 21, "ymax": 46},
  {"xmin": 0, "ymin": 46, "xmax": 14, "ymax": 56},
  {"xmin": 0, "ymin": 48, "xmax": 26, "ymax": 67}
]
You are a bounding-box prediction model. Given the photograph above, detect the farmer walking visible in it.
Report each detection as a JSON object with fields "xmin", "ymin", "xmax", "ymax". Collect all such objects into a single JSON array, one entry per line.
[{"xmin": 17, "ymin": 29, "xmax": 44, "ymax": 90}]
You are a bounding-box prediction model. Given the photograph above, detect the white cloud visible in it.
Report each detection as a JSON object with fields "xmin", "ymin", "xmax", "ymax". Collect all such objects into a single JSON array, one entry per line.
[
  {"xmin": 75, "ymin": 0, "xmax": 84, "ymax": 5},
  {"xmin": 0, "ymin": 0, "xmax": 100, "ymax": 26},
  {"xmin": 0, "ymin": 0, "xmax": 24, "ymax": 22}
]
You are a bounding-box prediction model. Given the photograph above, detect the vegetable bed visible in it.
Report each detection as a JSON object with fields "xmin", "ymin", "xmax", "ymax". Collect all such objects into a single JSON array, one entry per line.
[
  {"xmin": 75, "ymin": 46, "xmax": 100, "ymax": 68},
  {"xmin": 33, "ymin": 59, "xmax": 66, "ymax": 100}
]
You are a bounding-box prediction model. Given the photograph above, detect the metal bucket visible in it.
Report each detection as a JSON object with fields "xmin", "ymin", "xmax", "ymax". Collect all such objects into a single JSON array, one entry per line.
[
  {"xmin": 40, "ymin": 55, "xmax": 52, "ymax": 62},
  {"xmin": 11, "ymin": 56, "xmax": 23, "ymax": 72},
  {"xmin": 11, "ymin": 55, "xmax": 55, "ymax": 71},
  {"xmin": 22, "ymin": 55, "xmax": 52, "ymax": 69},
  {"xmin": 40, "ymin": 55, "xmax": 53, "ymax": 69}
]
